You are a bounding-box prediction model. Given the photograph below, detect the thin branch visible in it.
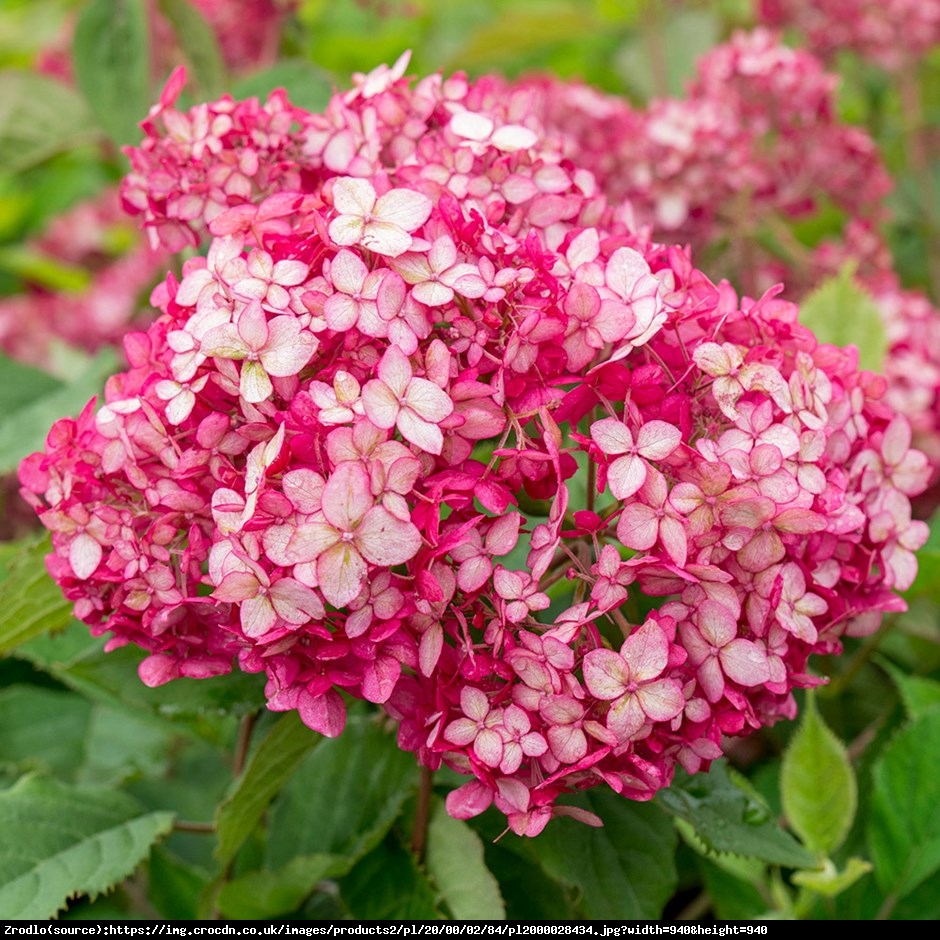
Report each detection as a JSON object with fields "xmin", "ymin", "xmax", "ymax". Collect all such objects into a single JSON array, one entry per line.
[
  {"xmin": 233, "ymin": 710, "xmax": 260, "ymax": 776},
  {"xmin": 411, "ymin": 765, "xmax": 435, "ymax": 863},
  {"xmin": 173, "ymin": 819, "xmax": 216, "ymax": 834}
]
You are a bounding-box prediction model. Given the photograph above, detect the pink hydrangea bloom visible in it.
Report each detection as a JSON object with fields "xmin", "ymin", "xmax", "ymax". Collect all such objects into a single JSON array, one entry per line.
[
  {"xmin": 759, "ymin": 0, "xmax": 940, "ymax": 72},
  {"xmin": 21, "ymin": 58, "xmax": 929, "ymax": 836}
]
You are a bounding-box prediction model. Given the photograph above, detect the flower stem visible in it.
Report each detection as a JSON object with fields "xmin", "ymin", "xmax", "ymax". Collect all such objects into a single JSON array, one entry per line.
[
  {"xmin": 233, "ymin": 710, "xmax": 260, "ymax": 776},
  {"xmin": 411, "ymin": 765, "xmax": 435, "ymax": 863},
  {"xmin": 898, "ymin": 61, "xmax": 940, "ymax": 302}
]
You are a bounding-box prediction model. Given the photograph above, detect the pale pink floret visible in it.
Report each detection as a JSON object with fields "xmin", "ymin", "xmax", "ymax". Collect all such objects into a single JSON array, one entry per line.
[
  {"xmin": 234, "ymin": 247, "xmax": 309, "ymax": 312},
  {"xmin": 262, "ymin": 461, "xmax": 422, "ymax": 608},
  {"xmin": 449, "ymin": 110, "xmax": 538, "ymax": 154},
  {"xmin": 582, "ymin": 619, "xmax": 685, "ymax": 742},
  {"xmin": 213, "ymin": 567, "xmax": 324, "ymax": 638},
  {"xmin": 328, "ymin": 177, "xmax": 432, "ymax": 258},
  {"xmin": 616, "ymin": 468, "xmax": 689, "ymax": 567},
  {"xmin": 694, "ymin": 342, "xmax": 791, "ymax": 420},
  {"xmin": 679, "ymin": 601, "xmax": 771, "ymax": 703},
  {"xmin": 444, "ymin": 686, "xmax": 505, "ymax": 768},
  {"xmin": 324, "ymin": 249, "xmax": 392, "ymax": 335},
  {"xmin": 362, "ymin": 346, "xmax": 454, "ymax": 455},
  {"xmin": 390, "ymin": 235, "xmax": 486, "ymax": 307},
  {"xmin": 591, "ymin": 417, "xmax": 682, "ymax": 500},
  {"xmin": 201, "ymin": 301, "xmax": 317, "ymax": 402}
]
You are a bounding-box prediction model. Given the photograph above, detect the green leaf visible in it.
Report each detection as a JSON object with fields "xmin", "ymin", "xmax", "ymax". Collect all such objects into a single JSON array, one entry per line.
[
  {"xmin": 799, "ymin": 266, "xmax": 888, "ymax": 373},
  {"xmin": 72, "ymin": 0, "xmax": 151, "ymax": 147},
  {"xmin": 878, "ymin": 656, "xmax": 940, "ymax": 720},
  {"xmin": 15, "ymin": 621, "xmax": 266, "ymax": 745},
  {"xmin": 55, "ymin": 648, "xmax": 264, "ymax": 737},
  {"xmin": 0, "ymin": 775, "xmax": 174, "ymax": 919},
  {"xmin": 217, "ymin": 853, "xmax": 347, "ymax": 919},
  {"xmin": 232, "ymin": 60, "xmax": 334, "ymax": 113},
  {"xmin": 339, "ymin": 832, "xmax": 442, "ymax": 920},
  {"xmin": 266, "ymin": 714, "xmax": 416, "ymax": 869},
  {"xmin": 0, "ymin": 533, "xmax": 73, "ymax": 655},
  {"xmin": 0, "ymin": 247, "xmax": 90, "ymax": 293},
  {"xmin": 792, "ymin": 856, "xmax": 873, "ymax": 898},
  {"xmin": 0, "ymin": 346, "xmax": 119, "ymax": 475},
  {"xmin": 425, "ymin": 798, "xmax": 505, "ymax": 920},
  {"xmin": 157, "ymin": 0, "xmax": 226, "ymax": 99},
  {"xmin": 77, "ymin": 706, "xmax": 173, "ymax": 787},
  {"xmin": 0, "ymin": 353, "xmax": 62, "ymax": 413},
  {"xmin": 658, "ymin": 761, "xmax": 815, "ymax": 868},
  {"xmin": 0, "ymin": 685, "xmax": 92, "ymax": 780},
  {"xmin": 215, "ymin": 711, "xmax": 320, "ymax": 867},
  {"xmin": 482, "ymin": 840, "xmax": 576, "ymax": 920},
  {"xmin": 0, "ymin": 71, "xmax": 98, "ymax": 173},
  {"xmin": 675, "ymin": 817, "xmax": 766, "ymax": 889},
  {"xmin": 695, "ymin": 855, "xmax": 769, "ymax": 921},
  {"xmin": 530, "ymin": 792, "xmax": 677, "ymax": 918},
  {"xmin": 780, "ymin": 693, "xmax": 857, "ymax": 856},
  {"xmin": 868, "ymin": 709, "xmax": 940, "ymax": 902},
  {"xmin": 145, "ymin": 846, "xmax": 210, "ymax": 921}
]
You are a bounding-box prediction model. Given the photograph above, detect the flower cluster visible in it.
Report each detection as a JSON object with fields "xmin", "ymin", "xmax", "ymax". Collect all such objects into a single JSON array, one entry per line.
[
  {"xmin": 514, "ymin": 29, "xmax": 940, "ymax": 511},
  {"xmin": 20, "ymin": 57, "xmax": 929, "ymax": 834},
  {"xmin": 516, "ymin": 28, "xmax": 892, "ymax": 290},
  {"xmin": 758, "ymin": 0, "xmax": 940, "ymax": 72}
]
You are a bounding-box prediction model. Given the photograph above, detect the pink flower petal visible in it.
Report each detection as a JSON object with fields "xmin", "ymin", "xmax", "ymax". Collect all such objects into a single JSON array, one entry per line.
[
  {"xmin": 374, "ymin": 188, "xmax": 432, "ymax": 232},
  {"xmin": 636, "ymin": 421, "xmax": 682, "ymax": 460},
  {"xmin": 608, "ymin": 453, "xmax": 647, "ymax": 500},
  {"xmin": 582, "ymin": 648, "xmax": 629, "ymax": 700},
  {"xmin": 617, "ymin": 503, "xmax": 658, "ymax": 551},
  {"xmin": 355, "ymin": 506, "xmax": 422, "ymax": 566},
  {"xmin": 397, "ymin": 409, "xmax": 444, "ymax": 454},
  {"xmin": 70, "ymin": 533, "xmax": 102, "ymax": 581},
  {"xmin": 332, "ymin": 177, "xmax": 376, "ymax": 215},
  {"xmin": 317, "ymin": 542, "xmax": 367, "ymax": 608}
]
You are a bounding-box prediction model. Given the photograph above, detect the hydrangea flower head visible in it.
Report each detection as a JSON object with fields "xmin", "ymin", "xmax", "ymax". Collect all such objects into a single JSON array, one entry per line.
[{"xmin": 20, "ymin": 58, "xmax": 928, "ymax": 835}]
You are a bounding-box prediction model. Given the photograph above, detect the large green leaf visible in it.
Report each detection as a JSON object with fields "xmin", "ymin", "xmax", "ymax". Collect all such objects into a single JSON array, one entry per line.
[
  {"xmin": 339, "ymin": 832, "xmax": 442, "ymax": 920},
  {"xmin": 425, "ymin": 798, "xmax": 505, "ymax": 920},
  {"xmin": 147, "ymin": 845, "xmax": 211, "ymax": 921},
  {"xmin": 157, "ymin": 0, "xmax": 226, "ymax": 100},
  {"xmin": 0, "ymin": 775, "xmax": 174, "ymax": 919},
  {"xmin": 482, "ymin": 840, "xmax": 576, "ymax": 920},
  {"xmin": 15, "ymin": 621, "xmax": 266, "ymax": 745},
  {"xmin": 266, "ymin": 714, "xmax": 416, "ymax": 869},
  {"xmin": 0, "ymin": 533, "xmax": 73, "ymax": 656},
  {"xmin": 0, "ymin": 71, "xmax": 98, "ymax": 174},
  {"xmin": 529, "ymin": 792, "xmax": 677, "ymax": 919},
  {"xmin": 658, "ymin": 761, "xmax": 815, "ymax": 868},
  {"xmin": 0, "ymin": 346, "xmax": 119, "ymax": 475},
  {"xmin": 878, "ymin": 656, "xmax": 940, "ymax": 721},
  {"xmin": 215, "ymin": 711, "xmax": 320, "ymax": 867},
  {"xmin": 780, "ymin": 693, "xmax": 856, "ymax": 856},
  {"xmin": 72, "ymin": 0, "xmax": 151, "ymax": 147},
  {"xmin": 0, "ymin": 353, "xmax": 61, "ymax": 414},
  {"xmin": 77, "ymin": 705, "xmax": 173, "ymax": 787},
  {"xmin": 217, "ymin": 854, "xmax": 347, "ymax": 920},
  {"xmin": 799, "ymin": 266, "xmax": 888, "ymax": 373},
  {"xmin": 868, "ymin": 709, "xmax": 940, "ymax": 903},
  {"xmin": 0, "ymin": 685, "xmax": 91, "ymax": 780}
]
